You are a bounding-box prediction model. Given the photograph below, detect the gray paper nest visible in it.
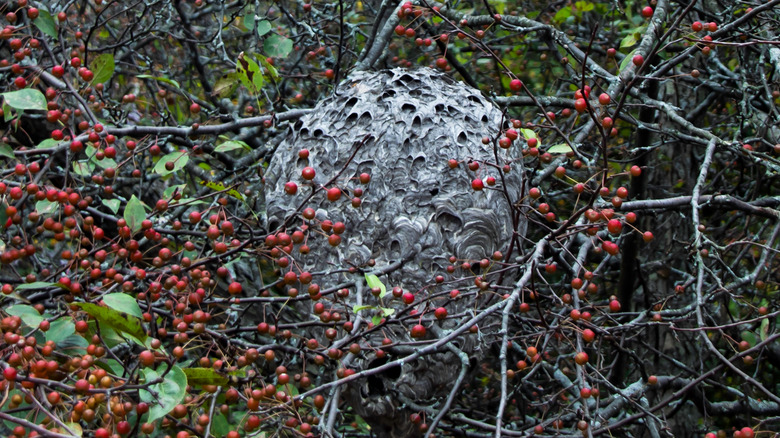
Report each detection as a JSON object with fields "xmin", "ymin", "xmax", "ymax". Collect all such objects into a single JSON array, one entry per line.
[{"xmin": 264, "ymin": 67, "xmax": 525, "ymax": 436}]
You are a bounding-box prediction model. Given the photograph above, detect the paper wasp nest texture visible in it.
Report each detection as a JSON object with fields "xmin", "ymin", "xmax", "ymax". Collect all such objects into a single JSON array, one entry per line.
[{"xmin": 264, "ymin": 67, "xmax": 525, "ymax": 436}]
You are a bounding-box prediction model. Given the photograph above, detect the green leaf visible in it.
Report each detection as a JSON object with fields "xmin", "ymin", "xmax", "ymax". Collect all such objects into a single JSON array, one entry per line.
[
  {"xmin": 89, "ymin": 53, "xmax": 115, "ymax": 84},
  {"xmin": 210, "ymin": 413, "xmax": 230, "ymax": 438},
  {"xmin": 214, "ymin": 140, "xmax": 250, "ymax": 153},
  {"xmin": 0, "ymin": 205, "xmax": 7, "ymax": 232},
  {"xmin": 553, "ymin": 6, "xmax": 571, "ymax": 23},
  {"xmin": 154, "ymin": 150, "xmax": 189, "ymax": 176},
  {"xmin": 102, "ymin": 199, "xmax": 120, "ymax": 214},
  {"xmin": 371, "ymin": 315, "xmax": 382, "ymax": 326},
  {"xmin": 381, "ymin": 307, "xmax": 395, "ymax": 317},
  {"xmin": 102, "ymin": 293, "xmax": 143, "ymax": 318},
  {"xmin": 0, "ymin": 143, "xmax": 13, "ymax": 158},
  {"xmin": 198, "ymin": 179, "xmax": 245, "ymax": 201},
  {"xmin": 619, "ymin": 49, "xmax": 637, "ymax": 71},
  {"xmin": 99, "ymin": 359, "xmax": 127, "ymax": 377},
  {"xmin": 3, "ymin": 102, "xmax": 14, "ymax": 122},
  {"xmin": 35, "ymin": 200, "xmax": 58, "ymax": 215},
  {"xmin": 259, "ymin": 57, "xmax": 280, "ymax": 81},
  {"xmin": 14, "ymin": 281, "xmax": 60, "ymax": 291},
  {"xmin": 520, "ymin": 128, "xmax": 537, "ymax": 140},
  {"xmin": 244, "ymin": 15, "xmax": 271, "ymax": 36},
  {"xmin": 243, "ymin": 14, "xmax": 255, "ymax": 30},
  {"xmin": 139, "ymin": 364, "xmax": 187, "ymax": 423},
  {"xmin": 46, "ymin": 318, "xmax": 76, "ymax": 344},
  {"xmin": 36, "ymin": 138, "xmax": 58, "ymax": 149},
  {"xmin": 547, "ymin": 143, "xmax": 573, "ymax": 154},
  {"xmin": 62, "ymin": 423, "xmax": 82, "ymax": 437},
  {"xmin": 575, "ymin": 1, "xmax": 594, "ymax": 12},
  {"xmin": 72, "ymin": 161, "xmax": 95, "ymax": 176},
  {"xmin": 124, "ymin": 195, "xmax": 147, "ymax": 233},
  {"xmin": 33, "ymin": 10, "xmax": 57, "ymax": 39},
  {"xmin": 58, "ymin": 333, "xmax": 89, "ymax": 355},
  {"xmin": 1, "ymin": 89, "xmax": 47, "ymax": 111},
  {"xmin": 6, "ymin": 305, "xmax": 44, "ymax": 328},
  {"xmin": 236, "ymin": 52, "xmax": 265, "ymax": 94},
  {"xmin": 212, "ymin": 73, "xmax": 239, "ymax": 98},
  {"xmin": 760, "ymin": 318, "xmax": 769, "ymax": 342},
  {"xmin": 256, "ymin": 20, "xmax": 271, "ymax": 36},
  {"xmin": 163, "ymin": 184, "xmax": 186, "ymax": 200},
  {"xmin": 620, "ymin": 33, "xmax": 638, "ymax": 48},
  {"xmin": 365, "ymin": 274, "xmax": 387, "ymax": 298},
  {"xmin": 741, "ymin": 330, "xmax": 757, "ymax": 348},
  {"xmin": 352, "ymin": 305, "xmax": 375, "ymax": 313},
  {"xmin": 182, "ymin": 367, "xmax": 229, "ymax": 386},
  {"xmin": 264, "ymin": 34, "xmax": 293, "ymax": 59},
  {"xmin": 137, "ymin": 75, "xmax": 181, "ymax": 89},
  {"xmin": 75, "ymin": 302, "xmax": 147, "ymax": 342}
]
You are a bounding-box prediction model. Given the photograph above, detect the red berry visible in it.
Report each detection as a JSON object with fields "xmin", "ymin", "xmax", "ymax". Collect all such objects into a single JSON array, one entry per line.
[
  {"xmin": 574, "ymin": 98, "xmax": 587, "ymax": 113},
  {"xmin": 284, "ymin": 182, "xmax": 298, "ymax": 195},
  {"xmin": 607, "ymin": 219, "xmax": 622, "ymax": 234},
  {"xmin": 326, "ymin": 187, "xmax": 342, "ymax": 201},
  {"xmin": 509, "ymin": 79, "xmax": 523, "ymax": 92},
  {"xmin": 471, "ymin": 179, "xmax": 484, "ymax": 191},
  {"xmin": 632, "ymin": 54, "xmax": 644, "ymax": 66},
  {"xmin": 139, "ymin": 350, "xmax": 155, "ymax": 367},
  {"xmin": 301, "ymin": 167, "xmax": 315, "ymax": 180},
  {"xmin": 641, "ymin": 6, "xmax": 653, "ymax": 18},
  {"xmin": 410, "ymin": 324, "xmax": 426, "ymax": 338},
  {"xmin": 692, "ymin": 21, "xmax": 703, "ymax": 32},
  {"xmin": 190, "ymin": 103, "xmax": 201, "ymax": 114},
  {"xmin": 609, "ymin": 300, "xmax": 621, "ymax": 312},
  {"xmin": 228, "ymin": 282, "xmax": 243, "ymax": 295},
  {"xmin": 574, "ymin": 352, "xmax": 589, "ymax": 365},
  {"xmin": 3, "ymin": 367, "xmax": 17, "ymax": 381},
  {"xmin": 582, "ymin": 329, "xmax": 595, "ymax": 343}
]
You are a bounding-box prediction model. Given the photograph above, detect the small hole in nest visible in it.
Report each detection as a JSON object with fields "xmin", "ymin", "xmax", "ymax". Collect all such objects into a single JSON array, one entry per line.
[
  {"xmin": 468, "ymin": 95, "xmax": 481, "ymax": 104},
  {"xmin": 457, "ymin": 131, "xmax": 468, "ymax": 145},
  {"xmin": 401, "ymin": 103, "xmax": 416, "ymax": 113},
  {"xmin": 344, "ymin": 97, "xmax": 358, "ymax": 112},
  {"xmin": 398, "ymin": 73, "xmax": 415, "ymax": 83},
  {"xmin": 435, "ymin": 103, "xmax": 444, "ymax": 112},
  {"xmin": 294, "ymin": 120, "xmax": 303, "ymax": 130},
  {"xmin": 313, "ymin": 128, "xmax": 323, "ymax": 137},
  {"xmin": 381, "ymin": 90, "xmax": 396, "ymax": 99}
]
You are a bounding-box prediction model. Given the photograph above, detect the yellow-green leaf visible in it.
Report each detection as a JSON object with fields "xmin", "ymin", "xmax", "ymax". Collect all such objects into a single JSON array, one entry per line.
[
  {"xmin": 124, "ymin": 195, "xmax": 147, "ymax": 233},
  {"xmin": 89, "ymin": 53, "xmax": 115, "ymax": 84},
  {"xmin": 547, "ymin": 144, "xmax": 572, "ymax": 154},
  {"xmin": 365, "ymin": 274, "xmax": 387, "ymax": 298},
  {"xmin": 75, "ymin": 302, "xmax": 147, "ymax": 342},
  {"xmin": 182, "ymin": 367, "xmax": 229, "ymax": 386}
]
